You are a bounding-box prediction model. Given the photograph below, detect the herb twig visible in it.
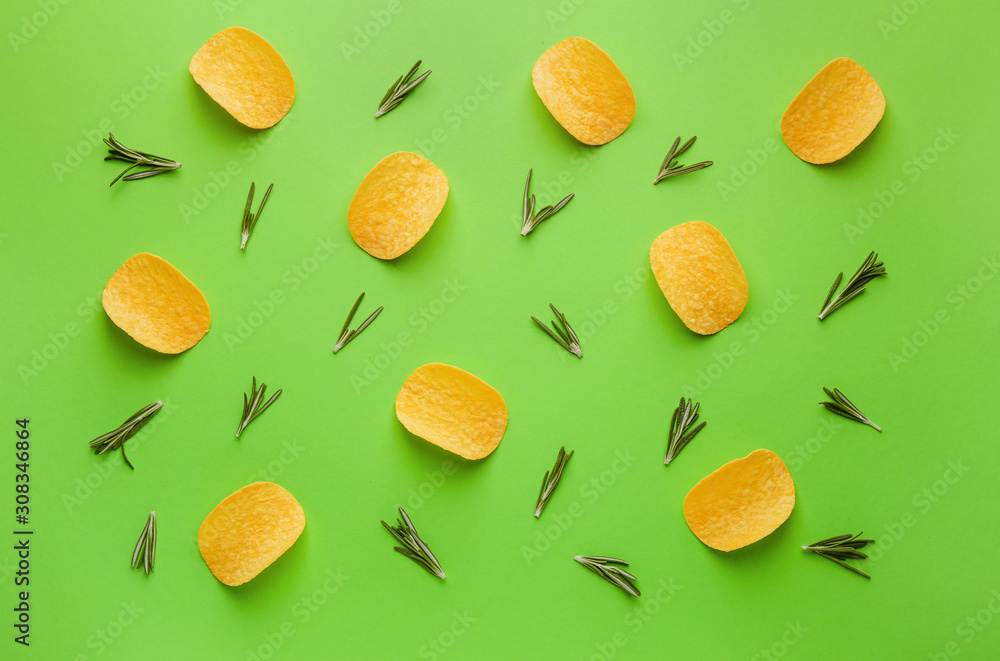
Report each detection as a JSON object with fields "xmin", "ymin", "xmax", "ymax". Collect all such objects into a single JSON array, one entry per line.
[
  {"xmin": 333, "ymin": 292, "xmax": 383, "ymax": 354},
  {"xmin": 381, "ymin": 507, "xmax": 446, "ymax": 579},
  {"xmin": 802, "ymin": 532, "xmax": 874, "ymax": 579},
  {"xmin": 653, "ymin": 136, "xmax": 713, "ymax": 185},
  {"xmin": 574, "ymin": 555, "xmax": 640, "ymax": 597},
  {"xmin": 103, "ymin": 133, "xmax": 181, "ymax": 187},
  {"xmin": 375, "ymin": 60, "xmax": 431, "ymax": 118},
  {"xmin": 236, "ymin": 377, "xmax": 282, "ymax": 438},
  {"xmin": 534, "ymin": 446, "xmax": 574, "ymax": 518},
  {"xmin": 820, "ymin": 387, "xmax": 881, "ymax": 432},
  {"xmin": 239, "ymin": 182, "xmax": 274, "ymax": 250},
  {"xmin": 664, "ymin": 397, "xmax": 706, "ymax": 466},
  {"xmin": 131, "ymin": 511, "xmax": 157, "ymax": 575},
  {"xmin": 818, "ymin": 251, "xmax": 886, "ymax": 320},
  {"xmin": 531, "ymin": 303, "xmax": 582, "ymax": 358},
  {"xmin": 521, "ymin": 169, "xmax": 574, "ymax": 236},
  {"xmin": 89, "ymin": 401, "xmax": 163, "ymax": 470}
]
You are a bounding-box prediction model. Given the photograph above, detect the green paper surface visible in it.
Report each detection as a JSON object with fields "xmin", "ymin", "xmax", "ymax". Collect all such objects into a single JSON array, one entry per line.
[{"xmin": 2, "ymin": 0, "xmax": 999, "ymax": 658}]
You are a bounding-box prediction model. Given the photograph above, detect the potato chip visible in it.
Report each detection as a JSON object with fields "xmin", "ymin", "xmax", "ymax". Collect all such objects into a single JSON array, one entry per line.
[
  {"xmin": 102, "ymin": 252, "xmax": 210, "ymax": 354},
  {"xmin": 532, "ymin": 37, "xmax": 635, "ymax": 145},
  {"xmin": 395, "ymin": 363, "xmax": 507, "ymax": 460},
  {"xmin": 649, "ymin": 221, "xmax": 747, "ymax": 335},
  {"xmin": 198, "ymin": 482, "xmax": 305, "ymax": 586},
  {"xmin": 781, "ymin": 57, "xmax": 885, "ymax": 164},
  {"xmin": 683, "ymin": 449, "xmax": 795, "ymax": 552},
  {"xmin": 189, "ymin": 27, "xmax": 295, "ymax": 129},
  {"xmin": 348, "ymin": 152, "xmax": 449, "ymax": 259}
]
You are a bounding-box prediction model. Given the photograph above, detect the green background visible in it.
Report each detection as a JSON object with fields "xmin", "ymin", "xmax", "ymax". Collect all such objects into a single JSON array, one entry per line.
[{"xmin": 3, "ymin": 0, "xmax": 999, "ymax": 658}]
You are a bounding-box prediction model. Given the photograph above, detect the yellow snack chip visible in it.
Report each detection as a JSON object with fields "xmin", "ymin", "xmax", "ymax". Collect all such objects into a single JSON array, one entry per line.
[
  {"xmin": 781, "ymin": 57, "xmax": 886, "ymax": 164},
  {"xmin": 650, "ymin": 221, "xmax": 748, "ymax": 335},
  {"xmin": 532, "ymin": 37, "xmax": 635, "ymax": 145},
  {"xmin": 683, "ymin": 449, "xmax": 795, "ymax": 552},
  {"xmin": 348, "ymin": 152, "xmax": 449, "ymax": 260},
  {"xmin": 198, "ymin": 482, "xmax": 305, "ymax": 586},
  {"xmin": 189, "ymin": 27, "xmax": 295, "ymax": 129},
  {"xmin": 395, "ymin": 363, "xmax": 508, "ymax": 460},
  {"xmin": 102, "ymin": 252, "xmax": 211, "ymax": 354}
]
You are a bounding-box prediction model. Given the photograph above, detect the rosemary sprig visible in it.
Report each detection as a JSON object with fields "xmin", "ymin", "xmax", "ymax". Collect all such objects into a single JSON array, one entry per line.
[
  {"xmin": 131, "ymin": 511, "xmax": 157, "ymax": 575},
  {"xmin": 333, "ymin": 292, "xmax": 383, "ymax": 354},
  {"xmin": 103, "ymin": 133, "xmax": 181, "ymax": 187},
  {"xmin": 664, "ymin": 397, "xmax": 706, "ymax": 466},
  {"xmin": 375, "ymin": 60, "xmax": 431, "ymax": 118},
  {"xmin": 802, "ymin": 532, "xmax": 874, "ymax": 579},
  {"xmin": 574, "ymin": 555, "xmax": 640, "ymax": 597},
  {"xmin": 239, "ymin": 182, "xmax": 274, "ymax": 250},
  {"xmin": 521, "ymin": 169, "xmax": 574, "ymax": 236},
  {"xmin": 653, "ymin": 136, "xmax": 713, "ymax": 184},
  {"xmin": 820, "ymin": 387, "xmax": 881, "ymax": 432},
  {"xmin": 534, "ymin": 446, "xmax": 574, "ymax": 518},
  {"xmin": 381, "ymin": 507, "xmax": 446, "ymax": 579},
  {"xmin": 818, "ymin": 251, "xmax": 886, "ymax": 320},
  {"xmin": 531, "ymin": 303, "xmax": 582, "ymax": 358},
  {"xmin": 236, "ymin": 377, "xmax": 282, "ymax": 438},
  {"xmin": 89, "ymin": 401, "xmax": 163, "ymax": 470}
]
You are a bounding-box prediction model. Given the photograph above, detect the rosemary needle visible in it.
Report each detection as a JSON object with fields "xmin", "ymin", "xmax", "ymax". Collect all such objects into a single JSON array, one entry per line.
[
  {"xmin": 381, "ymin": 507, "xmax": 446, "ymax": 579},
  {"xmin": 89, "ymin": 401, "xmax": 163, "ymax": 470},
  {"xmin": 653, "ymin": 136, "xmax": 713, "ymax": 185},
  {"xmin": 236, "ymin": 377, "xmax": 282, "ymax": 438},
  {"xmin": 375, "ymin": 60, "xmax": 431, "ymax": 118},
  {"xmin": 531, "ymin": 303, "xmax": 582, "ymax": 358},
  {"xmin": 664, "ymin": 397, "xmax": 706, "ymax": 466},
  {"xmin": 534, "ymin": 446, "xmax": 574, "ymax": 518},
  {"xmin": 131, "ymin": 511, "xmax": 157, "ymax": 575},
  {"xmin": 521, "ymin": 169, "xmax": 574, "ymax": 236},
  {"xmin": 802, "ymin": 532, "xmax": 874, "ymax": 579},
  {"xmin": 818, "ymin": 251, "xmax": 886, "ymax": 320},
  {"xmin": 575, "ymin": 555, "xmax": 640, "ymax": 597},
  {"xmin": 820, "ymin": 387, "xmax": 881, "ymax": 431},
  {"xmin": 240, "ymin": 182, "xmax": 274, "ymax": 250},
  {"xmin": 103, "ymin": 133, "xmax": 181, "ymax": 186},
  {"xmin": 333, "ymin": 292, "xmax": 383, "ymax": 354}
]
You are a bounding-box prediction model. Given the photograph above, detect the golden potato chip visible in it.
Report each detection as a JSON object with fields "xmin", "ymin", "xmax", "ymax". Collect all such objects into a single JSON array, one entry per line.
[
  {"xmin": 395, "ymin": 363, "xmax": 507, "ymax": 460},
  {"xmin": 189, "ymin": 27, "xmax": 295, "ymax": 129},
  {"xmin": 781, "ymin": 57, "xmax": 885, "ymax": 164},
  {"xmin": 102, "ymin": 252, "xmax": 210, "ymax": 354},
  {"xmin": 650, "ymin": 221, "xmax": 747, "ymax": 335},
  {"xmin": 683, "ymin": 449, "xmax": 795, "ymax": 552},
  {"xmin": 532, "ymin": 37, "xmax": 635, "ymax": 145},
  {"xmin": 348, "ymin": 152, "xmax": 449, "ymax": 259},
  {"xmin": 198, "ymin": 482, "xmax": 305, "ymax": 586}
]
